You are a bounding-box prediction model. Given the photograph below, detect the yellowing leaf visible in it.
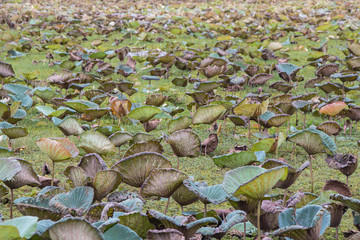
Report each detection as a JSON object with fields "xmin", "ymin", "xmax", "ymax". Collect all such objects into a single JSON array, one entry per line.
[{"xmin": 217, "ymin": 35, "xmax": 231, "ymax": 41}]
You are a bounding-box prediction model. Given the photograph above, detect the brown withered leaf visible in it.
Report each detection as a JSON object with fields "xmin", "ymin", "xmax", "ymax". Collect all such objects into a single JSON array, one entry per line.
[{"xmin": 109, "ymin": 97, "xmax": 132, "ymax": 119}]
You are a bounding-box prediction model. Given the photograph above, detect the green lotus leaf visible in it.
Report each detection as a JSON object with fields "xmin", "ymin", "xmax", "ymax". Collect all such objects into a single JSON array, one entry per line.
[
  {"xmin": 250, "ymin": 138, "xmax": 277, "ymax": 153},
  {"xmin": 95, "ymin": 126, "xmax": 122, "ymax": 137},
  {"xmin": 64, "ymin": 100, "xmax": 99, "ymax": 113},
  {"xmin": 228, "ymin": 195, "xmax": 259, "ymax": 213},
  {"xmin": 147, "ymin": 229, "xmax": 185, "ymax": 240},
  {"xmin": 14, "ymin": 196, "xmax": 62, "ymax": 221},
  {"xmin": 0, "ymin": 216, "xmax": 38, "ymax": 239},
  {"xmin": 53, "ymin": 117, "xmax": 83, "ymax": 136},
  {"xmin": 212, "ymin": 151, "xmax": 258, "ymax": 169},
  {"xmin": 168, "ymin": 116, "xmax": 192, "ymax": 134},
  {"xmin": 79, "ymin": 131, "xmax": 116, "ymax": 156},
  {"xmin": 266, "ymin": 114, "xmax": 291, "ymax": 128},
  {"xmin": 194, "ymin": 209, "xmax": 222, "ymax": 222},
  {"xmin": 127, "ymin": 106, "xmax": 161, "ymax": 122},
  {"xmin": 111, "ymin": 152, "xmax": 172, "ymax": 187},
  {"xmin": 172, "ymin": 77, "xmax": 188, "ymax": 87},
  {"xmin": 31, "ymin": 219, "xmax": 55, "ymax": 238},
  {"xmin": 119, "ymin": 198, "xmax": 144, "ymax": 213},
  {"xmin": 116, "ymin": 212, "xmax": 154, "ymax": 238},
  {"xmin": 0, "ymin": 225, "xmax": 21, "ymax": 240},
  {"xmin": 261, "ymin": 160, "xmax": 310, "ymax": 189},
  {"xmin": 36, "ymin": 106, "xmax": 56, "ymax": 116},
  {"xmin": 0, "ymin": 103, "xmax": 10, "ymax": 120},
  {"xmin": 49, "ymin": 107, "xmax": 76, "ymax": 118},
  {"xmin": 0, "ymin": 184, "xmax": 8, "ymax": 199},
  {"xmin": 36, "ymin": 137, "xmax": 79, "ymax": 162},
  {"xmin": 123, "ymin": 140, "xmax": 164, "ymax": 158},
  {"xmin": 186, "ymin": 91, "xmax": 209, "ymax": 105},
  {"xmin": 32, "ymin": 87, "xmax": 60, "ymax": 104},
  {"xmin": 44, "ymin": 218, "xmax": 104, "ymax": 240},
  {"xmin": 141, "ymin": 168, "xmax": 187, "ymax": 198},
  {"xmin": 197, "ymin": 210, "xmax": 246, "ymax": 238},
  {"xmin": 223, "ymin": 166, "xmax": 288, "ymax": 200},
  {"xmin": 172, "ymin": 181, "xmax": 201, "ymax": 207},
  {"xmin": 9, "ymin": 91, "xmax": 33, "ymax": 109},
  {"xmin": 277, "ymin": 63, "xmax": 301, "ymax": 75},
  {"xmin": 0, "ymin": 121, "xmax": 13, "ymax": 129},
  {"xmin": 272, "ymin": 205, "xmax": 330, "ymax": 240},
  {"xmin": 59, "ymin": 60, "xmax": 76, "ymax": 70},
  {"xmin": 7, "ymin": 109, "xmax": 26, "ymax": 124},
  {"xmin": 330, "ymin": 194, "xmax": 360, "ymax": 212},
  {"xmin": 192, "ymin": 104, "xmax": 226, "ymax": 125},
  {"xmin": 90, "ymin": 52, "xmax": 107, "ymax": 59},
  {"xmin": 4, "ymin": 158, "xmax": 40, "ymax": 189},
  {"xmin": 292, "ymin": 100, "xmax": 312, "ymax": 110},
  {"xmin": 166, "ymin": 130, "xmax": 201, "ymax": 158},
  {"xmin": 171, "ymin": 177, "xmax": 206, "ymax": 208},
  {"xmin": 2, "ymin": 126, "xmax": 28, "ymax": 139},
  {"xmin": 147, "ymin": 210, "xmax": 218, "ymax": 240},
  {"xmin": 4, "ymin": 84, "xmax": 31, "ymax": 95},
  {"xmin": 127, "ymin": 133, "xmax": 153, "ymax": 145},
  {"xmin": 228, "ymin": 115, "xmax": 248, "ymax": 127},
  {"xmin": 234, "ymin": 99, "xmax": 269, "ymax": 118},
  {"xmin": 0, "ymin": 147, "xmax": 12, "ymax": 155},
  {"xmin": 103, "ymin": 223, "xmax": 141, "ymax": 240},
  {"xmin": 93, "ymin": 170, "xmax": 122, "ymax": 201},
  {"xmin": 194, "ymin": 81, "xmax": 220, "ymax": 93},
  {"xmin": 287, "ymin": 128, "xmax": 336, "ymax": 155},
  {"xmin": 183, "ymin": 180, "xmax": 229, "ymax": 205},
  {"xmin": 109, "ymin": 132, "xmax": 133, "ymax": 147},
  {"xmin": 49, "ymin": 187, "xmax": 94, "ymax": 216},
  {"xmin": 7, "ymin": 101, "xmax": 21, "ymax": 119},
  {"xmin": 86, "ymin": 203, "xmax": 130, "ymax": 223},
  {"xmin": 162, "ymin": 106, "xmax": 184, "ymax": 117},
  {"xmin": 94, "ymin": 218, "xmax": 119, "ymax": 233},
  {"xmin": 0, "ymin": 157, "xmax": 21, "ymax": 181}
]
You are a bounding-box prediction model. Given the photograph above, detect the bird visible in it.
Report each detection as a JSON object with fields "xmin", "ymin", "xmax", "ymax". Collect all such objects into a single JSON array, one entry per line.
[
  {"xmin": 41, "ymin": 163, "xmax": 51, "ymax": 176},
  {"xmin": 143, "ymin": 119, "xmax": 162, "ymax": 132},
  {"xmin": 201, "ymin": 133, "xmax": 218, "ymax": 155}
]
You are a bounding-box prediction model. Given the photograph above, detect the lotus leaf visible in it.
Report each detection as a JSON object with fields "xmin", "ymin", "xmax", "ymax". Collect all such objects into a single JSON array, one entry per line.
[
  {"xmin": 127, "ymin": 106, "xmax": 161, "ymax": 122},
  {"xmin": 44, "ymin": 217, "xmax": 104, "ymax": 240},
  {"xmin": 222, "ymin": 166, "xmax": 288, "ymax": 200},
  {"xmin": 0, "ymin": 216, "xmax": 38, "ymax": 239},
  {"xmin": 272, "ymin": 205, "xmax": 331, "ymax": 240},
  {"xmin": 111, "ymin": 152, "xmax": 171, "ymax": 187},
  {"xmin": 166, "ymin": 130, "xmax": 201, "ymax": 158},
  {"xmin": 141, "ymin": 168, "xmax": 187, "ymax": 198},
  {"xmin": 147, "ymin": 210, "xmax": 218, "ymax": 240},
  {"xmin": 212, "ymin": 151, "xmax": 258, "ymax": 169},
  {"xmin": 49, "ymin": 187, "xmax": 94, "ymax": 216},
  {"xmin": 192, "ymin": 104, "xmax": 226, "ymax": 125},
  {"xmin": 79, "ymin": 131, "xmax": 116, "ymax": 156},
  {"xmin": 287, "ymin": 128, "xmax": 336, "ymax": 155},
  {"xmin": 123, "ymin": 140, "xmax": 164, "ymax": 158}
]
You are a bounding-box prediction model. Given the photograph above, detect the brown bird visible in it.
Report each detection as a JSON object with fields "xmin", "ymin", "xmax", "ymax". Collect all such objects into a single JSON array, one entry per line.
[
  {"xmin": 201, "ymin": 133, "xmax": 218, "ymax": 155},
  {"xmin": 143, "ymin": 119, "xmax": 162, "ymax": 132},
  {"xmin": 41, "ymin": 163, "xmax": 51, "ymax": 176},
  {"xmin": 208, "ymin": 122, "xmax": 218, "ymax": 132}
]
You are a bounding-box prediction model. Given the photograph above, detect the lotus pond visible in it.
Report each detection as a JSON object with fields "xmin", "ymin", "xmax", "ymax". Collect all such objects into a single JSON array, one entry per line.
[{"xmin": 1, "ymin": 0, "xmax": 360, "ymax": 239}]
